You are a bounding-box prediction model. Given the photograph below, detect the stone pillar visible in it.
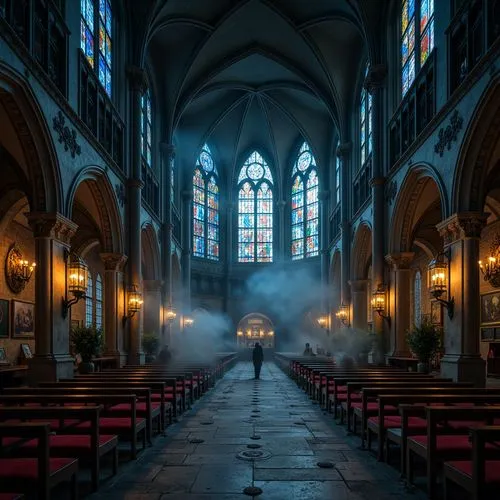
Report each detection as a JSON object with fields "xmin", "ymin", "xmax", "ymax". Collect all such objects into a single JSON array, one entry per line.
[
  {"xmin": 181, "ymin": 190, "xmax": 193, "ymax": 312},
  {"xmin": 349, "ymin": 280, "xmax": 368, "ymax": 330},
  {"xmin": 277, "ymin": 199, "xmax": 286, "ymax": 264},
  {"xmin": 366, "ymin": 64, "xmax": 387, "ymax": 358},
  {"xmin": 319, "ymin": 191, "xmax": 329, "ymax": 312},
  {"xmin": 143, "ymin": 279, "xmax": 163, "ymax": 338},
  {"xmin": 338, "ymin": 143, "xmax": 352, "ymax": 307},
  {"xmin": 224, "ymin": 202, "xmax": 234, "ymax": 312},
  {"xmin": 100, "ymin": 253, "xmax": 127, "ymax": 360},
  {"xmin": 385, "ymin": 252, "xmax": 415, "ymax": 356},
  {"xmin": 26, "ymin": 212, "xmax": 78, "ymax": 383},
  {"xmin": 160, "ymin": 143, "xmax": 175, "ymax": 345},
  {"xmin": 126, "ymin": 65, "xmax": 148, "ymax": 365},
  {"xmin": 437, "ymin": 212, "xmax": 489, "ymax": 387}
]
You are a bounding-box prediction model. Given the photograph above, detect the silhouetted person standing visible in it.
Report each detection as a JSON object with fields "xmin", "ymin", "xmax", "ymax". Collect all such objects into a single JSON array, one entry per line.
[{"xmin": 253, "ymin": 342, "xmax": 264, "ymax": 379}]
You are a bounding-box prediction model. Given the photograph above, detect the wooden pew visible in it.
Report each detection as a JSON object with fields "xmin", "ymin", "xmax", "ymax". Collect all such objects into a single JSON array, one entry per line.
[
  {"xmin": 0, "ymin": 405, "xmax": 117, "ymax": 491},
  {"xmin": 0, "ymin": 422, "xmax": 78, "ymax": 500}
]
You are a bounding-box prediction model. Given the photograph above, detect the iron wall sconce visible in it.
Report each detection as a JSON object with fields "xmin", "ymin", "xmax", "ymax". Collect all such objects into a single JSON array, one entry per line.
[
  {"xmin": 335, "ymin": 304, "xmax": 350, "ymax": 326},
  {"xmin": 165, "ymin": 307, "xmax": 177, "ymax": 323},
  {"xmin": 5, "ymin": 243, "xmax": 36, "ymax": 294},
  {"xmin": 62, "ymin": 252, "xmax": 87, "ymax": 319},
  {"xmin": 428, "ymin": 249, "xmax": 454, "ymax": 319},
  {"xmin": 183, "ymin": 316, "xmax": 194, "ymax": 328},
  {"xmin": 479, "ymin": 233, "xmax": 500, "ymax": 288},
  {"xmin": 371, "ymin": 285, "xmax": 391, "ymax": 325},
  {"xmin": 122, "ymin": 284, "xmax": 143, "ymax": 326}
]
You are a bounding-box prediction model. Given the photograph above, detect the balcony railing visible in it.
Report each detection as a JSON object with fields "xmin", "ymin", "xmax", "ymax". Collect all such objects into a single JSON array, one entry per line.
[
  {"xmin": 330, "ymin": 205, "xmax": 341, "ymax": 242},
  {"xmin": 353, "ymin": 157, "xmax": 372, "ymax": 214},
  {"xmin": 388, "ymin": 51, "xmax": 436, "ymax": 168},
  {"xmin": 0, "ymin": 0, "xmax": 68, "ymax": 96},
  {"xmin": 448, "ymin": 0, "xmax": 500, "ymax": 96},
  {"xmin": 79, "ymin": 51, "xmax": 124, "ymax": 170},
  {"xmin": 141, "ymin": 162, "xmax": 160, "ymax": 217}
]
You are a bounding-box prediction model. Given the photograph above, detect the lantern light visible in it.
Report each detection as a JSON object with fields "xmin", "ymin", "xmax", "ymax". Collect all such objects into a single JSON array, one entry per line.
[{"xmin": 62, "ymin": 253, "xmax": 88, "ymax": 319}]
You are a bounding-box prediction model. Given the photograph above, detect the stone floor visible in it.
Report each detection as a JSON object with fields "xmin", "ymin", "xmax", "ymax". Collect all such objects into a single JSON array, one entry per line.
[{"xmin": 90, "ymin": 362, "xmax": 428, "ymax": 499}]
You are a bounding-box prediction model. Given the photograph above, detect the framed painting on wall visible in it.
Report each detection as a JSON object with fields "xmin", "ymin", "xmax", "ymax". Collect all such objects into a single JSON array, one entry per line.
[
  {"xmin": 20, "ymin": 343, "xmax": 33, "ymax": 359},
  {"xmin": 0, "ymin": 299, "xmax": 9, "ymax": 338},
  {"xmin": 12, "ymin": 300, "xmax": 35, "ymax": 338},
  {"xmin": 481, "ymin": 291, "xmax": 500, "ymax": 325},
  {"xmin": 0, "ymin": 346, "xmax": 7, "ymax": 363}
]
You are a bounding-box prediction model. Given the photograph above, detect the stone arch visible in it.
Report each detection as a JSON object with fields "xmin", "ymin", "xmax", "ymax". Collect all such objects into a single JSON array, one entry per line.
[
  {"xmin": 351, "ymin": 222, "xmax": 372, "ymax": 280},
  {"xmin": 453, "ymin": 77, "xmax": 500, "ymax": 212},
  {"xmin": 66, "ymin": 166, "xmax": 124, "ymax": 254},
  {"xmin": 236, "ymin": 312, "xmax": 275, "ymax": 348},
  {"xmin": 0, "ymin": 63, "xmax": 62, "ymax": 213},
  {"xmin": 141, "ymin": 222, "xmax": 161, "ymax": 281},
  {"xmin": 389, "ymin": 163, "xmax": 448, "ymax": 254}
]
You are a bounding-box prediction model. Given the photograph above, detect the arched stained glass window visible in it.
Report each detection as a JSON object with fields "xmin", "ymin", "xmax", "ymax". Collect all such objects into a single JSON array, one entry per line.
[
  {"xmin": 291, "ymin": 142, "xmax": 319, "ymax": 260},
  {"xmin": 238, "ymin": 151, "xmax": 273, "ymax": 263},
  {"xmin": 193, "ymin": 144, "xmax": 219, "ymax": 260},
  {"xmin": 85, "ymin": 272, "xmax": 93, "ymax": 328},
  {"xmin": 335, "ymin": 154, "xmax": 341, "ymax": 206},
  {"xmin": 360, "ymin": 65, "xmax": 373, "ymax": 167},
  {"xmin": 414, "ymin": 270, "xmax": 422, "ymax": 327},
  {"xmin": 95, "ymin": 273, "xmax": 103, "ymax": 330},
  {"xmin": 80, "ymin": 0, "xmax": 112, "ymax": 96},
  {"xmin": 141, "ymin": 90, "xmax": 152, "ymax": 167},
  {"xmin": 401, "ymin": 0, "xmax": 434, "ymax": 96}
]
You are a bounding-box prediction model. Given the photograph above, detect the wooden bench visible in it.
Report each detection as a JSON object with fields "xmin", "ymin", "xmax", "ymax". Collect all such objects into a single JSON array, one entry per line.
[{"xmin": 0, "ymin": 422, "xmax": 78, "ymax": 500}]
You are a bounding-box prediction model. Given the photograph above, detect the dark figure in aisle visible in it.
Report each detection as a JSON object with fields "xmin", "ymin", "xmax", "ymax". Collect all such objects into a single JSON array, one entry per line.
[
  {"xmin": 156, "ymin": 345, "xmax": 172, "ymax": 364},
  {"xmin": 253, "ymin": 342, "xmax": 264, "ymax": 379}
]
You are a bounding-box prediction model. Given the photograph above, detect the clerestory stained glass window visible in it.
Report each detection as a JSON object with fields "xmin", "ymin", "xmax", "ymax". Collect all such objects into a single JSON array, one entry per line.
[
  {"xmin": 335, "ymin": 153, "xmax": 341, "ymax": 206},
  {"xmin": 141, "ymin": 90, "xmax": 152, "ymax": 167},
  {"xmin": 193, "ymin": 144, "xmax": 219, "ymax": 260},
  {"xmin": 360, "ymin": 65, "xmax": 373, "ymax": 167},
  {"xmin": 95, "ymin": 273, "xmax": 103, "ymax": 330},
  {"xmin": 238, "ymin": 151, "xmax": 273, "ymax": 263},
  {"xmin": 85, "ymin": 271, "xmax": 93, "ymax": 328},
  {"xmin": 291, "ymin": 142, "xmax": 319, "ymax": 260},
  {"xmin": 80, "ymin": 0, "xmax": 112, "ymax": 96}
]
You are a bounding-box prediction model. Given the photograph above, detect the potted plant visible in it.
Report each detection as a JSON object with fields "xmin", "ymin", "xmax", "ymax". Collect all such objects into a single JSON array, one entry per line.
[
  {"xmin": 142, "ymin": 332, "xmax": 159, "ymax": 363},
  {"xmin": 70, "ymin": 326, "xmax": 103, "ymax": 374},
  {"xmin": 406, "ymin": 320, "xmax": 441, "ymax": 373}
]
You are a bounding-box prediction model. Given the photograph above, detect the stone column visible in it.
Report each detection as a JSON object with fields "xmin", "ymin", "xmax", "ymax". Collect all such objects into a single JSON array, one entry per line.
[
  {"xmin": 181, "ymin": 190, "xmax": 193, "ymax": 312},
  {"xmin": 385, "ymin": 252, "xmax": 415, "ymax": 356},
  {"xmin": 126, "ymin": 65, "xmax": 148, "ymax": 365},
  {"xmin": 26, "ymin": 212, "xmax": 78, "ymax": 383},
  {"xmin": 366, "ymin": 64, "xmax": 387, "ymax": 358},
  {"xmin": 338, "ymin": 143, "xmax": 352, "ymax": 307},
  {"xmin": 277, "ymin": 199, "xmax": 286, "ymax": 264},
  {"xmin": 143, "ymin": 279, "xmax": 163, "ymax": 338},
  {"xmin": 319, "ymin": 191, "xmax": 329, "ymax": 312},
  {"xmin": 437, "ymin": 212, "xmax": 489, "ymax": 387},
  {"xmin": 223, "ymin": 201, "xmax": 234, "ymax": 312},
  {"xmin": 100, "ymin": 253, "xmax": 127, "ymax": 360},
  {"xmin": 349, "ymin": 279, "xmax": 368, "ymax": 330},
  {"xmin": 160, "ymin": 143, "xmax": 175, "ymax": 345}
]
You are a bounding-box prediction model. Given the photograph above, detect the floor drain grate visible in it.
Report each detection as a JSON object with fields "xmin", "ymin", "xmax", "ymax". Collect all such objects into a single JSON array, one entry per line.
[
  {"xmin": 189, "ymin": 438, "xmax": 204, "ymax": 444},
  {"xmin": 200, "ymin": 422, "xmax": 213, "ymax": 425},
  {"xmin": 237, "ymin": 450, "xmax": 271, "ymax": 461},
  {"xmin": 250, "ymin": 435, "xmax": 261, "ymax": 440},
  {"xmin": 243, "ymin": 486, "xmax": 263, "ymax": 496},
  {"xmin": 247, "ymin": 444, "xmax": 262, "ymax": 449},
  {"xmin": 294, "ymin": 421, "xmax": 305, "ymax": 425},
  {"xmin": 317, "ymin": 461, "xmax": 335, "ymax": 468}
]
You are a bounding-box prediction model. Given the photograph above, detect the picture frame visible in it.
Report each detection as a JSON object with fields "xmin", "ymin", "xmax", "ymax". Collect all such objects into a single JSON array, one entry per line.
[
  {"xmin": 481, "ymin": 291, "xmax": 500, "ymax": 326},
  {"xmin": 12, "ymin": 300, "xmax": 35, "ymax": 338},
  {"xmin": 481, "ymin": 327, "xmax": 495, "ymax": 341},
  {"xmin": 0, "ymin": 299, "xmax": 9, "ymax": 338},
  {"xmin": 0, "ymin": 346, "xmax": 7, "ymax": 363},
  {"xmin": 20, "ymin": 343, "xmax": 33, "ymax": 359},
  {"xmin": 431, "ymin": 300, "xmax": 442, "ymax": 326}
]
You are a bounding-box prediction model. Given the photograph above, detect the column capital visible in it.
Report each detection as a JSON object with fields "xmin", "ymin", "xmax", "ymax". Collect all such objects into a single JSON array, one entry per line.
[
  {"xmin": 127, "ymin": 178, "xmax": 144, "ymax": 189},
  {"xmin": 26, "ymin": 212, "xmax": 78, "ymax": 245},
  {"xmin": 337, "ymin": 142, "xmax": 352, "ymax": 158},
  {"xmin": 126, "ymin": 65, "xmax": 148, "ymax": 93},
  {"xmin": 436, "ymin": 212, "xmax": 489, "ymax": 245},
  {"xmin": 348, "ymin": 279, "xmax": 369, "ymax": 292},
  {"xmin": 100, "ymin": 252, "xmax": 128, "ymax": 271},
  {"xmin": 385, "ymin": 252, "xmax": 415, "ymax": 270},
  {"xmin": 364, "ymin": 64, "xmax": 387, "ymax": 94},
  {"xmin": 160, "ymin": 142, "xmax": 176, "ymax": 159}
]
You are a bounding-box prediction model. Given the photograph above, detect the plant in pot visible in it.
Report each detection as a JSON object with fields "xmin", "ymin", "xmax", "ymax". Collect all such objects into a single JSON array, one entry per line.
[
  {"xmin": 71, "ymin": 326, "xmax": 103, "ymax": 374},
  {"xmin": 406, "ymin": 319, "xmax": 441, "ymax": 373},
  {"xmin": 142, "ymin": 332, "xmax": 159, "ymax": 364}
]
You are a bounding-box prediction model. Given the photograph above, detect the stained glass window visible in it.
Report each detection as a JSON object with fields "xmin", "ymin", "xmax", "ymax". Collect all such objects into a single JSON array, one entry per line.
[
  {"xmin": 238, "ymin": 151, "xmax": 273, "ymax": 262},
  {"xmin": 414, "ymin": 271, "xmax": 421, "ymax": 327},
  {"xmin": 141, "ymin": 90, "xmax": 152, "ymax": 167},
  {"xmin": 360, "ymin": 65, "xmax": 373, "ymax": 167},
  {"xmin": 291, "ymin": 142, "xmax": 319, "ymax": 260},
  {"xmin": 335, "ymin": 154, "xmax": 341, "ymax": 206},
  {"xmin": 193, "ymin": 144, "xmax": 219, "ymax": 260},
  {"xmin": 401, "ymin": 0, "xmax": 434, "ymax": 97},
  {"xmin": 85, "ymin": 272, "xmax": 93, "ymax": 328},
  {"xmin": 95, "ymin": 273, "xmax": 103, "ymax": 330},
  {"xmin": 80, "ymin": 0, "xmax": 112, "ymax": 96}
]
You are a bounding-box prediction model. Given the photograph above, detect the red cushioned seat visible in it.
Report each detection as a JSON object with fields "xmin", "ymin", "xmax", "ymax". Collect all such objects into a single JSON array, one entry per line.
[
  {"xmin": 446, "ymin": 420, "xmax": 490, "ymax": 430},
  {"xmin": 1, "ymin": 437, "xmax": 23, "ymax": 447},
  {"xmin": 0, "ymin": 458, "xmax": 77, "ymax": 479},
  {"xmin": 75, "ymin": 417, "xmax": 145, "ymax": 430},
  {"xmin": 446, "ymin": 460, "xmax": 500, "ymax": 483},
  {"xmin": 351, "ymin": 402, "xmax": 398, "ymax": 412},
  {"xmin": 410, "ymin": 434, "xmax": 500, "ymax": 452},
  {"xmin": 151, "ymin": 393, "xmax": 162, "ymax": 401},
  {"xmin": 20, "ymin": 434, "xmax": 116, "ymax": 450},
  {"xmin": 336, "ymin": 393, "xmax": 361, "ymax": 401},
  {"xmin": 0, "ymin": 494, "xmax": 24, "ymax": 500},
  {"xmin": 335, "ymin": 385, "xmax": 347, "ymax": 392},
  {"xmin": 109, "ymin": 402, "xmax": 160, "ymax": 412},
  {"xmin": 368, "ymin": 415, "xmax": 431, "ymax": 430}
]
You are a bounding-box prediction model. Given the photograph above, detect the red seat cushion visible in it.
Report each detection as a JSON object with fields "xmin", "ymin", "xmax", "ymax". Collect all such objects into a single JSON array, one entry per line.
[
  {"xmin": 75, "ymin": 417, "xmax": 145, "ymax": 430},
  {"xmin": 446, "ymin": 460, "xmax": 500, "ymax": 483},
  {"xmin": 0, "ymin": 458, "xmax": 77, "ymax": 479},
  {"xmin": 446, "ymin": 420, "xmax": 492, "ymax": 431},
  {"xmin": 351, "ymin": 402, "xmax": 398, "ymax": 412},
  {"xmin": 336, "ymin": 393, "xmax": 361, "ymax": 401},
  {"xmin": 410, "ymin": 434, "xmax": 500, "ymax": 453},
  {"xmin": 0, "ymin": 494, "xmax": 24, "ymax": 500},
  {"xmin": 109, "ymin": 402, "xmax": 160, "ymax": 412},
  {"xmin": 20, "ymin": 434, "xmax": 116, "ymax": 450},
  {"xmin": 368, "ymin": 416, "xmax": 431, "ymax": 430}
]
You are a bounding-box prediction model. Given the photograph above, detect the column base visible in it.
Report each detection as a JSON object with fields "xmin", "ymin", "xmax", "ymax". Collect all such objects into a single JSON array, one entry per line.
[
  {"xmin": 28, "ymin": 354, "xmax": 75, "ymax": 384},
  {"xmin": 440, "ymin": 354, "xmax": 486, "ymax": 387},
  {"xmin": 127, "ymin": 352, "xmax": 145, "ymax": 366}
]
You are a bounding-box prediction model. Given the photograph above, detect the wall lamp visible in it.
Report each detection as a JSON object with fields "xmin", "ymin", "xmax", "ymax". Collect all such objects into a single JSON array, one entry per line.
[
  {"xmin": 5, "ymin": 243, "xmax": 36, "ymax": 294},
  {"xmin": 335, "ymin": 304, "xmax": 350, "ymax": 326},
  {"xmin": 165, "ymin": 306, "xmax": 177, "ymax": 323},
  {"xmin": 371, "ymin": 284, "xmax": 391, "ymax": 325},
  {"xmin": 317, "ymin": 315, "xmax": 330, "ymax": 334},
  {"xmin": 62, "ymin": 252, "xmax": 87, "ymax": 319},
  {"xmin": 428, "ymin": 249, "xmax": 454, "ymax": 319},
  {"xmin": 183, "ymin": 316, "xmax": 194, "ymax": 328},
  {"xmin": 122, "ymin": 284, "xmax": 143, "ymax": 326}
]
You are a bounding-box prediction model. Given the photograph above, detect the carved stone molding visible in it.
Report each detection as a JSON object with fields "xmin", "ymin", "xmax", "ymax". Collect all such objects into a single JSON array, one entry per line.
[
  {"xmin": 52, "ymin": 111, "xmax": 81, "ymax": 158},
  {"xmin": 126, "ymin": 65, "xmax": 148, "ymax": 93},
  {"xmin": 385, "ymin": 179, "xmax": 397, "ymax": 204},
  {"xmin": 127, "ymin": 178, "xmax": 144, "ymax": 190},
  {"xmin": 26, "ymin": 212, "xmax": 78, "ymax": 244},
  {"xmin": 385, "ymin": 252, "xmax": 415, "ymax": 270},
  {"xmin": 337, "ymin": 142, "xmax": 352, "ymax": 158},
  {"xmin": 100, "ymin": 253, "xmax": 128, "ymax": 272},
  {"xmin": 160, "ymin": 143, "xmax": 176, "ymax": 160},
  {"xmin": 115, "ymin": 183, "xmax": 126, "ymax": 207},
  {"xmin": 437, "ymin": 212, "xmax": 489, "ymax": 245},
  {"xmin": 369, "ymin": 176, "xmax": 385, "ymax": 187},
  {"xmin": 364, "ymin": 64, "xmax": 388, "ymax": 94},
  {"xmin": 434, "ymin": 109, "xmax": 463, "ymax": 157}
]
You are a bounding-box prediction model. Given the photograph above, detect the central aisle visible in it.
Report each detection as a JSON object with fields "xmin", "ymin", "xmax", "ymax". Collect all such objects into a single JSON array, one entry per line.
[{"xmin": 92, "ymin": 362, "xmax": 427, "ymax": 499}]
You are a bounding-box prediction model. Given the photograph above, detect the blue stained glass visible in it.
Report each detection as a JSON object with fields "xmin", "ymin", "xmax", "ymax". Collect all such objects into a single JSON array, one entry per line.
[
  {"xmin": 106, "ymin": 1, "xmax": 112, "ymax": 32},
  {"xmin": 408, "ymin": 0, "xmax": 415, "ymax": 18},
  {"xmin": 98, "ymin": 58, "xmax": 105, "ymax": 86}
]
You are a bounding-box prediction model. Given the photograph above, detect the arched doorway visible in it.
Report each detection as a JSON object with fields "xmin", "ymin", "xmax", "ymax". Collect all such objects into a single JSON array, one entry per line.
[{"xmin": 237, "ymin": 313, "xmax": 275, "ymax": 349}]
